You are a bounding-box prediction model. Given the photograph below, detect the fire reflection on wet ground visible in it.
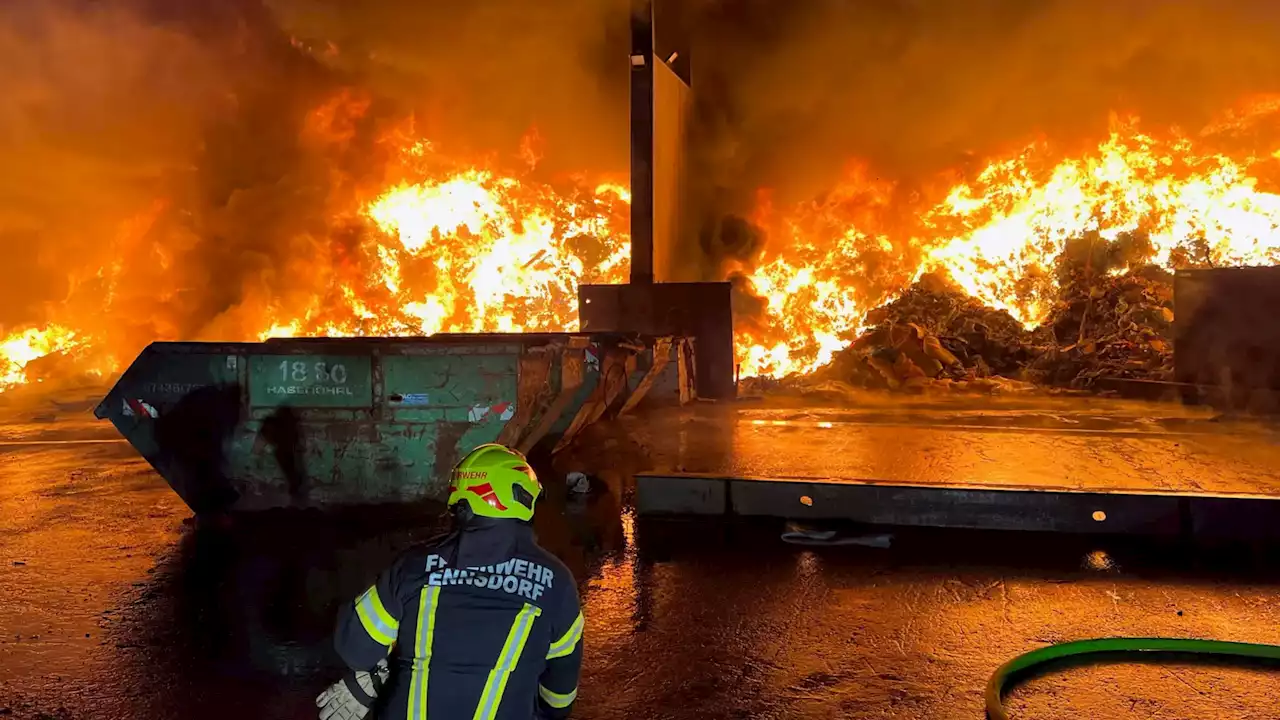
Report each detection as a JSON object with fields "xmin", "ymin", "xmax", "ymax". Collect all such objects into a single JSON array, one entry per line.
[{"xmin": 1, "ymin": 434, "xmax": 1279, "ymax": 719}]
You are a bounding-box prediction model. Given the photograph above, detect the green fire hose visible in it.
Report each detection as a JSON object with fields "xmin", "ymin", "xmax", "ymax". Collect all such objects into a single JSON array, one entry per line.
[{"xmin": 985, "ymin": 637, "xmax": 1280, "ymax": 719}]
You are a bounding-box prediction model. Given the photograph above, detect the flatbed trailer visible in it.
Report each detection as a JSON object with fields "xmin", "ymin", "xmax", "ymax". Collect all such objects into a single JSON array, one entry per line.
[{"xmin": 629, "ymin": 394, "xmax": 1280, "ymax": 539}]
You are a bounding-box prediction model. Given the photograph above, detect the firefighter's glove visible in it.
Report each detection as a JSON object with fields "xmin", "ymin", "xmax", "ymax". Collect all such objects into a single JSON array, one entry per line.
[{"xmin": 317, "ymin": 659, "xmax": 390, "ymax": 720}]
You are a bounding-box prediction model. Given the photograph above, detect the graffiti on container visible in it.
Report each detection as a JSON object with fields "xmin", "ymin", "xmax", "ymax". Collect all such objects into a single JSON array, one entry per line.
[
  {"xmin": 122, "ymin": 398, "xmax": 159, "ymax": 418},
  {"xmin": 467, "ymin": 401, "xmax": 515, "ymax": 423}
]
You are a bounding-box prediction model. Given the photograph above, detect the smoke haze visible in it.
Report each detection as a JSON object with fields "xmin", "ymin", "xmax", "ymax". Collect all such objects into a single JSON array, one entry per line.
[
  {"xmin": 693, "ymin": 0, "xmax": 1280, "ymax": 208},
  {"xmin": 0, "ymin": 0, "xmax": 629, "ymax": 371},
  {"xmin": 4, "ymin": 0, "xmax": 1280, "ymax": 380}
]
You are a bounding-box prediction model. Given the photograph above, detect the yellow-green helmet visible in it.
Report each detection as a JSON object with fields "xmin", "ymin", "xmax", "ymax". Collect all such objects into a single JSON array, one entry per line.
[{"xmin": 447, "ymin": 443, "xmax": 542, "ymax": 521}]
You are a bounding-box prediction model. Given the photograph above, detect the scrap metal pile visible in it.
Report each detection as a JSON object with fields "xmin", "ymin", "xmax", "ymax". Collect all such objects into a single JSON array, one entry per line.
[{"xmin": 745, "ymin": 240, "xmax": 1178, "ymax": 396}]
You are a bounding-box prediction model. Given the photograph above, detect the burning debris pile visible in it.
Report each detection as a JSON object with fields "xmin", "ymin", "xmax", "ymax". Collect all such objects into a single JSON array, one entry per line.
[
  {"xmin": 745, "ymin": 236, "xmax": 1179, "ymax": 396},
  {"xmin": 820, "ymin": 276, "xmax": 1043, "ymax": 393},
  {"xmin": 1028, "ymin": 267, "xmax": 1176, "ymax": 389}
]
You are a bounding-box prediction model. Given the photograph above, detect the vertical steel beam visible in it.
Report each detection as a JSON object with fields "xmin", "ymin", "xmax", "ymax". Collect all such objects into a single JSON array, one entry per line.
[{"xmin": 629, "ymin": 0, "xmax": 655, "ymax": 285}]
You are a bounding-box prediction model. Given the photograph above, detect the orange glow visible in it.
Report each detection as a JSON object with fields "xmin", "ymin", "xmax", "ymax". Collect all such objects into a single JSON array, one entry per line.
[
  {"xmin": 5, "ymin": 101, "xmax": 1280, "ymax": 391},
  {"xmin": 356, "ymin": 171, "xmax": 630, "ymax": 336},
  {"xmin": 0, "ymin": 326, "xmax": 84, "ymax": 391},
  {"xmin": 736, "ymin": 116, "xmax": 1280, "ymax": 377}
]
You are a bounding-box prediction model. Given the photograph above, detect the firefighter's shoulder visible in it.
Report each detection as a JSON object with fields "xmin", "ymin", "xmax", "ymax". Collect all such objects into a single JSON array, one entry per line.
[
  {"xmin": 381, "ymin": 540, "xmax": 448, "ymax": 590},
  {"xmin": 524, "ymin": 544, "xmax": 579, "ymax": 608}
]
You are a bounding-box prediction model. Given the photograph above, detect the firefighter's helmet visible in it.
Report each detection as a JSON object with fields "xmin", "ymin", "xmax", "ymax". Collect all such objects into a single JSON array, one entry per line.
[{"xmin": 446, "ymin": 443, "xmax": 541, "ymax": 521}]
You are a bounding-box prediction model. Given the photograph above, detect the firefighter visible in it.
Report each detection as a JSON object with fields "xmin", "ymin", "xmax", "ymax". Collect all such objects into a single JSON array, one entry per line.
[{"xmin": 317, "ymin": 444, "xmax": 583, "ymax": 720}]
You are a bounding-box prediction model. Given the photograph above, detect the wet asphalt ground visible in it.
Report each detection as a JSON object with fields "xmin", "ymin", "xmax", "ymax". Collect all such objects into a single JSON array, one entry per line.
[{"xmin": 2, "ymin": 412, "xmax": 1280, "ymax": 719}]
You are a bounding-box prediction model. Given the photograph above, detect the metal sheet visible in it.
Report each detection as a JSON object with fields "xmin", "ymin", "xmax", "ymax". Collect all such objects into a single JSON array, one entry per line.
[
  {"xmin": 636, "ymin": 474, "xmax": 726, "ymax": 515},
  {"xmin": 620, "ymin": 337, "xmax": 673, "ymax": 414},
  {"xmin": 636, "ymin": 472, "xmax": 1280, "ymax": 538},
  {"xmin": 1174, "ymin": 266, "xmax": 1280, "ymax": 406},
  {"xmin": 579, "ymin": 282, "xmax": 735, "ymax": 399},
  {"xmin": 652, "ymin": 53, "xmax": 693, "ymax": 283},
  {"xmin": 725, "ymin": 477, "xmax": 1185, "ymax": 534},
  {"xmin": 628, "ymin": 397, "xmax": 1280, "ymax": 537},
  {"xmin": 622, "ymin": 400, "xmax": 1280, "ymax": 496}
]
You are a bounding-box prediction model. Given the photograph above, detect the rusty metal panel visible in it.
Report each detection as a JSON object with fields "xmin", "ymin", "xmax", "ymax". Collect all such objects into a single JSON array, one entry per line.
[
  {"xmin": 496, "ymin": 345, "xmax": 557, "ymax": 450},
  {"xmin": 635, "ymin": 336, "xmax": 693, "ymax": 407},
  {"xmin": 1174, "ymin": 267, "xmax": 1280, "ymax": 405},
  {"xmin": 547, "ymin": 342, "xmax": 605, "ymax": 436},
  {"xmin": 512, "ymin": 345, "xmax": 585, "ymax": 454},
  {"xmin": 678, "ymin": 338, "xmax": 694, "ymax": 404},
  {"xmin": 620, "ymin": 337, "xmax": 673, "ymax": 415},
  {"xmin": 578, "ymin": 282, "xmax": 734, "ymax": 398},
  {"xmin": 554, "ymin": 345, "xmax": 636, "ymax": 453}
]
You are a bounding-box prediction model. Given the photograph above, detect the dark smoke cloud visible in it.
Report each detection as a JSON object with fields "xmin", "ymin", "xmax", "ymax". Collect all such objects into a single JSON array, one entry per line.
[
  {"xmin": 0, "ymin": 0, "xmax": 345, "ymax": 353},
  {"xmin": 671, "ymin": 0, "xmax": 1280, "ymax": 348},
  {"xmin": 0, "ymin": 1, "xmax": 226, "ymax": 330},
  {"xmin": 0, "ymin": 0, "xmax": 632, "ymax": 371},
  {"xmin": 690, "ymin": 0, "xmax": 1280, "ymax": 213},
  {"xmin": 264, "ymin": 0, "xmax": 632, "ymax": 174}
]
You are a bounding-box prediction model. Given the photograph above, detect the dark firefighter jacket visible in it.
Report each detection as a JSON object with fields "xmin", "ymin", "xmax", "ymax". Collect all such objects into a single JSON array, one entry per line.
[{"xmin": 334, "ymin": 518, "xmax": 583, "ymax": 720}]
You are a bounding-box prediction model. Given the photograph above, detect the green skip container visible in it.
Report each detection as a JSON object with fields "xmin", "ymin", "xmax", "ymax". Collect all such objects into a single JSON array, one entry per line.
[{"xmin": 94, "ymin": 333, "xmax": 694, "ymax": 513}]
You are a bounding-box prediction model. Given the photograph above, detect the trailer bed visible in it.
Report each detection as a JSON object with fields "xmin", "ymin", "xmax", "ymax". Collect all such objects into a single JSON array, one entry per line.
[{"xmin": 626, "ymin": 394, "xmax": 1280, "ymax": 537}]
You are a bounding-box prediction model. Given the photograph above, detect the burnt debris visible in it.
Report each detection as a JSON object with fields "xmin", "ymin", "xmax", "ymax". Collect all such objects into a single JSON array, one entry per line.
[{"xmin": 743, "ymin": 241, "xmax": 1178, "ymax": 396}]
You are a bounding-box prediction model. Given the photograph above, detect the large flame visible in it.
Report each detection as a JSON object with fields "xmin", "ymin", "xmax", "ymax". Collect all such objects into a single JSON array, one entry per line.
[
  {"xmin": 0, "ymin": 326, "xmax": 84, "ymax": 392},
  {"xmin": 5, "ymin": 101, "xmax": 1280, "ymax": 391},
  {"xmin": 924, "ymin": 121, "xmax": 1280, "ymax": 322},
  {"xmin": 258, "ymin": 163, "xmax": 632, "ymax": 341},
  {"xmin": 737, "ymin": 114, "xmax": 1280, "ymax": 377}
]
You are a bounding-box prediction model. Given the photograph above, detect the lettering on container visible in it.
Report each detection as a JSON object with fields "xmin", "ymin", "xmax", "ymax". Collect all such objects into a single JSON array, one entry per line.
[
  {"xmin": 144, "ymin": 382, "xmax": 210, "ymax": 396},
  {"xmin": 262, "ymin": 359, "xmax": 358, "ymax": 396},
  {"xmin": 278, "ymin": 360, "xmax": 350, "ymax": 384},
  {"xmin": 266, "ymin": 385, "xmax": 354, "ymax": 396}
]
